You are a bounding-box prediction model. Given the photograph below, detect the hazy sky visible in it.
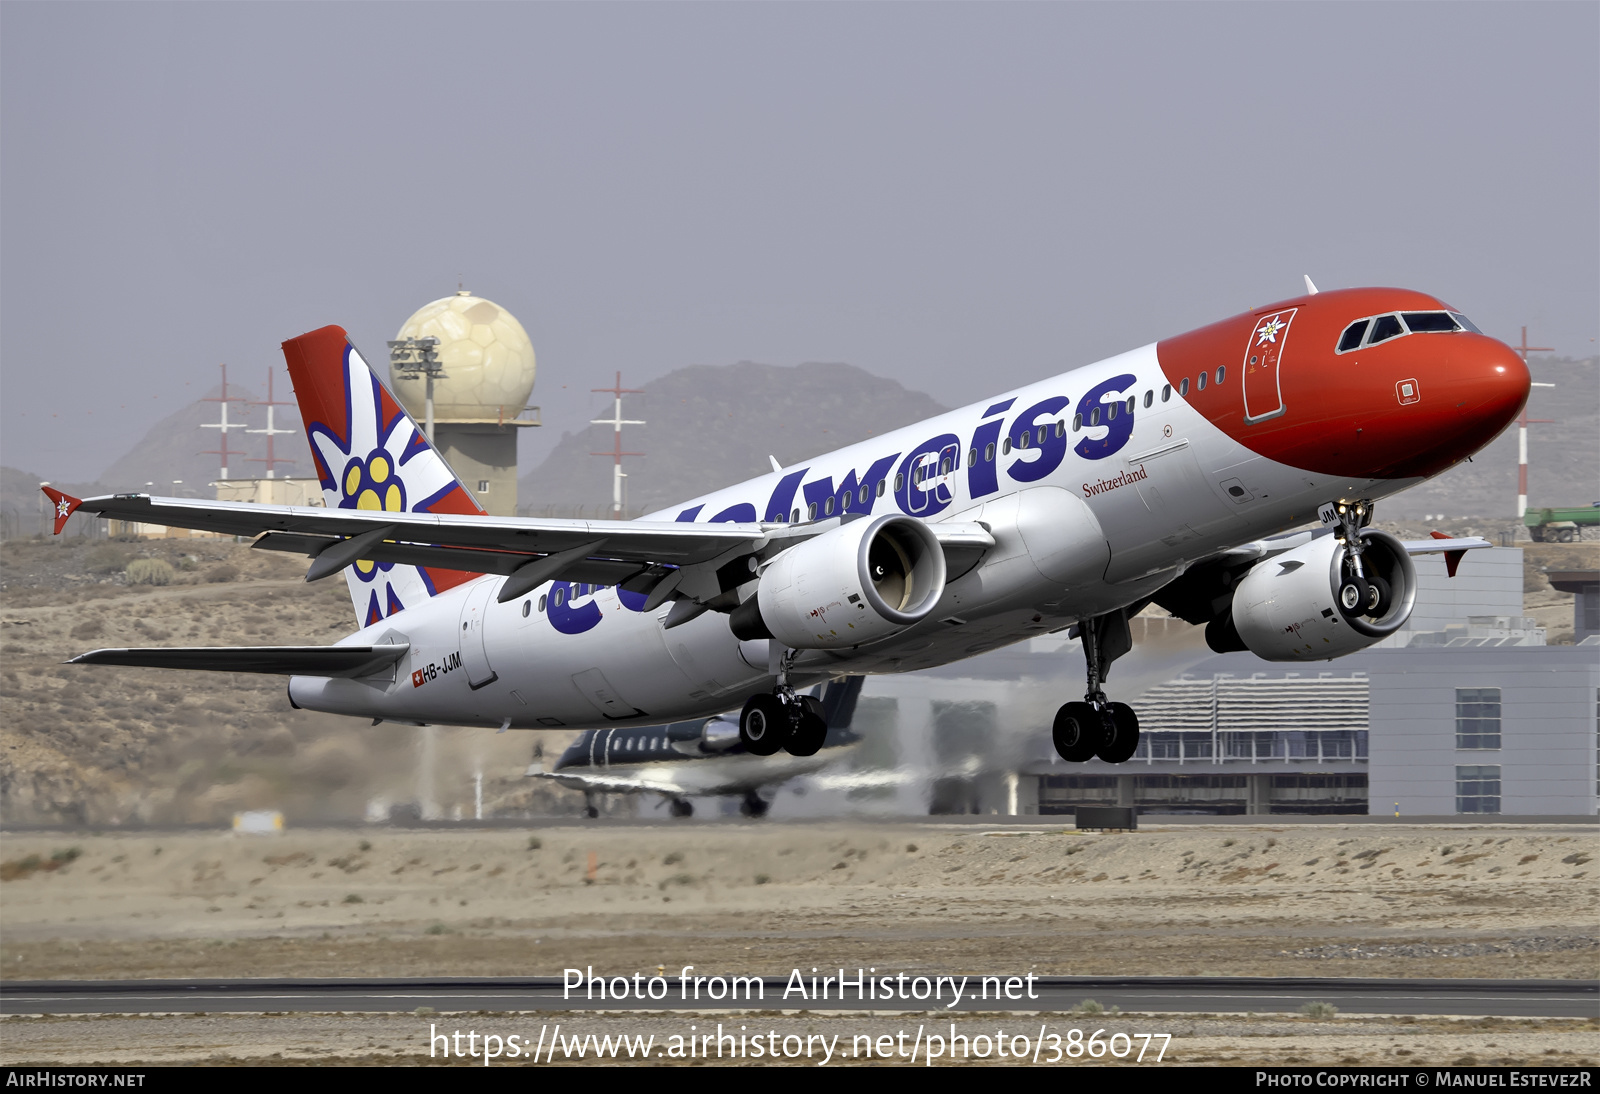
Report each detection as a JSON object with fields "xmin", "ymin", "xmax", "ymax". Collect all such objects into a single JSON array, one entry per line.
[{"xmin": 3, "ymin": 2, "xmax": 1596, "ymax": 482}]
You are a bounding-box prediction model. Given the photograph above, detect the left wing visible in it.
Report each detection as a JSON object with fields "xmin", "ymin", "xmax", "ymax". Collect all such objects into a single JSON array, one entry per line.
[{"xmin": 43, "ymin": 487, "xmax": 994, "ymax": 609}]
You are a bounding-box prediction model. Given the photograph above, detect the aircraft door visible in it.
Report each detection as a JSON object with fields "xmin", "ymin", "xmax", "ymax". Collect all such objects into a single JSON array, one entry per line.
[
  {"xmin": 458, "ymin": 579, "xmax": 499, "ymax": 689},
  {"xmin": 1242, "ymin": 308, "xmax": 1296, "ymax": 423}
]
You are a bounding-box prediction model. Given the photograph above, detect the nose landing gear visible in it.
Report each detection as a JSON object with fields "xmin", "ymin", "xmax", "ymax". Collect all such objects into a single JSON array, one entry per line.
[{"xmin": 1052, "ymin": 609, "xmax": 1142, "ymax": 764}]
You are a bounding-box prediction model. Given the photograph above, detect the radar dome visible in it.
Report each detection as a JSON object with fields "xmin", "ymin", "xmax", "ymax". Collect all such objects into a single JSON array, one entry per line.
[{"xmin": 391, "ymin": 291, "xmax": 536, "ymax": 421}]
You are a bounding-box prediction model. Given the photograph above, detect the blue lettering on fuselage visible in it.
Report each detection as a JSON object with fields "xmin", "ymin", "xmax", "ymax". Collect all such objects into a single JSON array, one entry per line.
[
  {"xmin": 544, "ymin": 373, "xmax": 1148, "ymax": 639},
  {"xmin": 548, "ymin": 581, "xmax": 603, "ymax": 634},
  {"xmin": 802, "ymin": 453, "xmax": 899, "ymax": 518},
  {"xmin": 764, "ymin": 469, "xmax": 807, "ymax": 521},
  {"xmin": 966, "ymin": 398, "xmax": 1015, "ymax": 499},
  {"xmin": 1073, "ymin": 373, "xmax": 1138, "ymax": 461},
  {"xmin": 710, "ymin": 502, "xmax": 757, "ymax": 522},
  {"xmin": 545, "ymin": 581, "xmax": 650, "ymax": 634},
  {"xmin": 1005, "ymin": 395, "xmax": 1072, "ymax": 482},
  {"xmin": 895, "ymin": 433, "xmax": 962, "ymax": 517}
]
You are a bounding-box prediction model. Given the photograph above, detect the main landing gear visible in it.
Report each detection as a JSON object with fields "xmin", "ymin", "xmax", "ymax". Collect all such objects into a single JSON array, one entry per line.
[
  {"xmin": 739, "ymin": 690, "xmax": 827, "ymax": 758},
  {"xmin": 1052, "ymin": 609, "xmax": 1142, "ymax": 765},
  {"xmin": 668, "ymin": 798, "xmax": 694, "ymax": 818},
  {"xmin": 739, "ymin": 791, "xmax": 770, "ymax": 818}
]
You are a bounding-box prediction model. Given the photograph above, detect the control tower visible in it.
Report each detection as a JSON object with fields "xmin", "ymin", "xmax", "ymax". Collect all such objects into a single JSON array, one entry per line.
[{"xmin": 389, "ymin": 291, "xmax": 539, "ymax": 516}]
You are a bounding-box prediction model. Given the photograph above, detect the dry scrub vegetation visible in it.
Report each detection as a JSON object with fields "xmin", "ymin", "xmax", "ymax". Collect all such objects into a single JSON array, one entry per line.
[{"xmin": 0, "ymin": 537, "xmax": 579, "ymax": 826}]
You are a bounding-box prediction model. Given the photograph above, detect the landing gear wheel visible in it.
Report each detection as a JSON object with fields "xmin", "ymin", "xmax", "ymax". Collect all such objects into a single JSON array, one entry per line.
[
  {"xmin": 1364, "ymin": 575, "xmax": 1392, "ymax": 617},
  {"xmin": 785, "ymin": 711, "xmax": 828, "ymax": 757},
  {"xmin": 1052, "ymin": 701, "xmax": 1105, "ymax": 762},
  {"xmin": 1337, "ymin": 575, "xmax": 1370, "ymax": 617},
  {"xmin": 740, "ymin": 693, "xmax": 792, "ymax": 756},
  {"xmin": 669, "ymin": 798, "xmax": 694, "ymax": 818},
  {"xmin": 585, "ymin": 805, "xmax": 599, "ymax": 819},
  {"xmin": 739, "ymin": 792, "xmax": 769, "ymax": 818},
  {"xmin": 1096, "ymin": 702, "xmax": 1141, "ymax": 763}
]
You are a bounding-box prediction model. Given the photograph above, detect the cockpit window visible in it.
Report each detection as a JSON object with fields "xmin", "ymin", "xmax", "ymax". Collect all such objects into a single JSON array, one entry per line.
[
  {"xmin": 1367, "ymin": 314, "xmax": 1405, "ymax": 345},
  {"xmin": 1449, "ymin": 311, "xmax": 1482, "ymax": 334},
  {"xmin": 1402, "ymin": 312, "xmax": 1461, "ymax": 333},
  {"xmin": 1337, "ymin": 320, "xmax": 1369, "ymax": 352}
]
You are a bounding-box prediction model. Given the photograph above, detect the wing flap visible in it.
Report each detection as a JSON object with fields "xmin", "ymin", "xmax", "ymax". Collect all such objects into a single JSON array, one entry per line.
[{"xmin": 68, "ymin": 644, "xmax": 409, "ymax": 678}]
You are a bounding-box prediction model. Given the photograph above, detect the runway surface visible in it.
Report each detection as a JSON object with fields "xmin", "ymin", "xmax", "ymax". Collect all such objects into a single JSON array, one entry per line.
[{"xmin": 3, "ymin": 976, "xmax": 1593, "ymax": 1019}]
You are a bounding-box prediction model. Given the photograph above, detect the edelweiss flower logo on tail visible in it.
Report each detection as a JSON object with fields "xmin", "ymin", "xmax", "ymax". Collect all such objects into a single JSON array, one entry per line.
[{"xmin": 293, "ymin": 336, "xmax": 484, "ymax": 625}]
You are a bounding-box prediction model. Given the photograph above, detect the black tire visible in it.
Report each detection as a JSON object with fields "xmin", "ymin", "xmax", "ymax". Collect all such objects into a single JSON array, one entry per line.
[
  {"xmin": 669, "ymin": 799, "xmax": 693, "ymax": 818},
  {"xmin": 740, "ymin": 693, "xmax": 791, "ymax": 756},
  {"xmin": 585, "ymin": 806, "xmax": 599, "ymax": 819},
  {"xmin": 785, "ymin": 712, "xmax": 828, "ymax": 757},
  {"xmin": 1097, "ymin": 702, "xmax": 1141, "ymax": 763},
  {"xmin": 740, "ymin": 794, "xmax": 769, "ymax": 818},
  {"xmin": 1364, "ymin": 575, "xmax": 1392, "ymax": 617},
  {"xmin": 1337, "ymin": 576, "xmax": 1369, "ymax": 618},
  {"xmin": 1052, "ymin": 701, "xmax": 1104, "ymax": 762}
]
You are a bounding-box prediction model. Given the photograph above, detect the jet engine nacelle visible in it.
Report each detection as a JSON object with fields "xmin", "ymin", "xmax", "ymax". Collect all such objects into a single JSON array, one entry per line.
[
  {"xmin": 732, "ymin": 514, "xmax": 947, "ymax": 650},
  {"xmin": 1228, "ymin": 528, "xmax": 1416, "ymax": 661}
]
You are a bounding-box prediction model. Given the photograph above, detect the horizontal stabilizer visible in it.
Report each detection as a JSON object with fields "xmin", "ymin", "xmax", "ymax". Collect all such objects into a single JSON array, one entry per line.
[{"xmin": 68, "ymin": 644, "xmax": 409, "ymax": 678}]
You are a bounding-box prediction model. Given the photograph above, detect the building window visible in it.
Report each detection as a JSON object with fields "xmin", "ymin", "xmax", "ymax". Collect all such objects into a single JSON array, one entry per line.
[
  {"xmin": 1455, "ymin": 687, "xmax": 1501, "ymax": 749},
  {"xmin": 478, "ymin": 480, "xmax": 490, "ymax": 493},
  {"xmin": 1456, "ymin": 765, "xmax": 1501, "ymax": 814}
]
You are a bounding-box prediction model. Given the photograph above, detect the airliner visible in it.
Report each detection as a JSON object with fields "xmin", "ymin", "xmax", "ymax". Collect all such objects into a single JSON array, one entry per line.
[
  {"xmin": 46, "ymin": 282, "xmax": 1526, "ymax": 765},
  {"xmin": 531, "ymin": 676, "xmax": 866, "ymax": 818}
]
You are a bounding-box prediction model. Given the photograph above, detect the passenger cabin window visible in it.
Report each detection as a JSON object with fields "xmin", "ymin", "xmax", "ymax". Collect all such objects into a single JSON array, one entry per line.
[
  {"xmin": 1337, "ymin": 319, "xmax": 1370, "ymax": 352},
  {"xmin": 1178, "ymin": 378, "xmax": 1189, "ymax": 396},
  {"xmin": 1072, "ymin": 413, "xmax": 1082, "ymax": 431},
  {"xmin": 1367, "ymin": 314, "xmax": 1405, "ymax": 345},
  {"xmin": 1196, "ymin": 371, "xmax": 1207, "ymax": 391},
  {"xmin": 1054, "ymin": 420, "xmax": 1066, "ymax": 437},
  {"xmin": 1161, "ymin": 384, "xmax": 1172, "ymax": 402},
  {"xmin": 1089, "ymin": 407, "xmax": 1101, "ymax": 426},
  {"xmin": 1402, "ymin": 311, "xmax": 1461, "ymax": 333},
  {"xmin": 1214, "ymin": 367, "xmax": 1225, "ymax": 385},
  {"xmin": 1106, "ymin": 402, "xmax": 1118, "ymax": 420},
  {"xmin": 969, "ymin": 447, "xmax": 978, "ymax": 466},
  {"xmin": 1143, "ymin": 390, "xmax": 1153, "ymax": 408},
  {"xmin": 984, "ymin": 442, "xmax": 996, "ymax": 461},
  {"xmin": 808, "ymin": 501, "xmax": 818, "ymax": 520}
]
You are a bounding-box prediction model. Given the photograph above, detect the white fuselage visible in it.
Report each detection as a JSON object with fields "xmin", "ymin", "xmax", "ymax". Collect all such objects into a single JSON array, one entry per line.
[{"xmin": 288, "ymin": 344, "xmax": 1402, "ymax": 730}]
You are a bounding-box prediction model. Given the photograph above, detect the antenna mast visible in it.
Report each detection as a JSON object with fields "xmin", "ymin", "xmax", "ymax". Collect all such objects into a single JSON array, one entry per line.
[
  {"xmin": 590, "ymin": 371, "xmax": 644, "ymax": 518},
  {"xmin": 246, "ymin": 368, "xmax": 296, "ymax": 478},
  {"xmin": 1509, "ymin": 326, "xmax": 1555, "ymax": 520},
  {"xmin": 199, "ymin": 363, "xmax": 247, "ymax": 480}
]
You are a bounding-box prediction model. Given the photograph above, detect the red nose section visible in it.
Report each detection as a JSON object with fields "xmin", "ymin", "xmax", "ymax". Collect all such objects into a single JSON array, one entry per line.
[{"xmin": 1157, "ymin": 288, "xmax": 1531, "ymax": 481}]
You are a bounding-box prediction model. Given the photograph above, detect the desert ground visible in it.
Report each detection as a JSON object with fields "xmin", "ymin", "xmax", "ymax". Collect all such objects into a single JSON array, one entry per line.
[
  {"xmin": 1, "ymin": 821, "xmax": 1596, "ymax": 1066},
  {"xmin": 2, "ymin": 823, "xmax": 1593, "ymax": 982}
]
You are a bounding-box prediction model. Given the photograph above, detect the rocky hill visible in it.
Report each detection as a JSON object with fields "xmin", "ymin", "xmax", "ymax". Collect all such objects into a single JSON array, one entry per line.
[{"xmin": 518, "ymin": 361, "xmax": 949, "ymax": 517}]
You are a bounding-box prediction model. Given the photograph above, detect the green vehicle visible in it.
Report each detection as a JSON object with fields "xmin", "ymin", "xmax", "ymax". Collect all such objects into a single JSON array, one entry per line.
[{"xmin": 1524, "ymin": 504, "xmax": 1600, "ymax": 542}]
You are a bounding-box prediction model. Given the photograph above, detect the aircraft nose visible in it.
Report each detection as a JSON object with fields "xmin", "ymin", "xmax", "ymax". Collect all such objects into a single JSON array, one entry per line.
[{"xmin": 1452, "ymin": 339, "xmax": 1531, "ymax": 440}]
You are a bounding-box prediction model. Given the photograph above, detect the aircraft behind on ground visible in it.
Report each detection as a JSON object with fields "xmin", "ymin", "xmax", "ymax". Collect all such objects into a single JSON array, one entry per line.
[
  {"xmin": 530, "ymin": 676, "xmax": 866, "ymax": 818},
  {"xmin": 47, "ymin": 281, "xmax": 1524, "ymax": 767}
]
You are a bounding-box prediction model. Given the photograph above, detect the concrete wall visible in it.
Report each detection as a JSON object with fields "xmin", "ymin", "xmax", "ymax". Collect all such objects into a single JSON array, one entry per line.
[{"xmin": 1367, "ymin": 647, "xmax": 1599, "ymax": 816}]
